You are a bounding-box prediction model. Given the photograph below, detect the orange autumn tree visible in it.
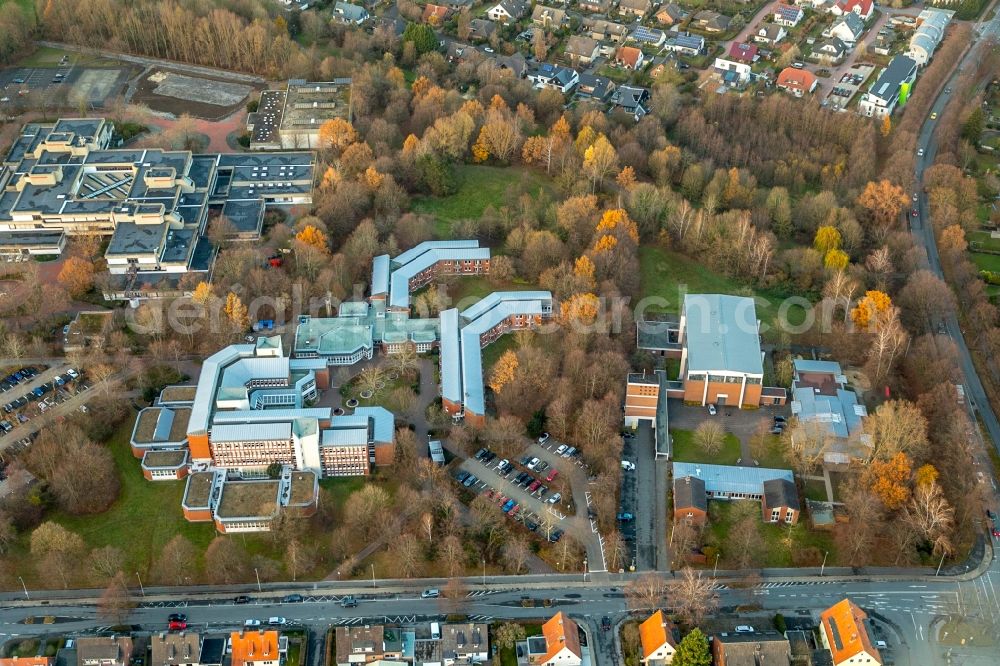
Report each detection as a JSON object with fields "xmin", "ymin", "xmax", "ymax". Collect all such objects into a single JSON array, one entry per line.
[
  {"xmin": 573, "ymin": 255, "xmax": 596, "ymax": 290},
  {"xmin": 295, "ymin": 225, "xmax": 329, "ymax": 252},
  {"xmin": 865, "ymin": 452, "xmax": 912, "ymax": 510},
  {"xmin": 191, "ymin": 281, "xmax": 213, "ymax": 305},
  {"xmin": 857, "ymin": 179, "xmax": 908, "ymax": 230},
  {"xmin": 224, "ymin": 292, "xmax": 249, "ymax": 330},
  {"xmin": 595, "ymin": 209, "xmax": 639, "ymax": 242},
  {"xmin": 850, "ymin": 290, "xmax": 892, "ymax": 330},
  {"xmin": 560, "ymin": 292, "xmax": 600, "ymax": 327},
  {"xmin": 57, "ymin": 256, "xmax": 95, "ymax": 298},
  {"xmin": 488, "ymin": 349, "xmax": 519, "ymax": 393},
  {"xmin": 318, "ymin": 118, "xmax": 358, "ymax": 155}
]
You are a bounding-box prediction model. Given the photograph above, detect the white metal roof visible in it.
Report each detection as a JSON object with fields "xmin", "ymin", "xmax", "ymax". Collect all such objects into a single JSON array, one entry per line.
[
  {"xmin": 682, "ymin": 294, "xmax": 763, "ymax": 375},
  {"xmin": 210, "ymin": 422, "xmax": 292, "ymax": 443}
]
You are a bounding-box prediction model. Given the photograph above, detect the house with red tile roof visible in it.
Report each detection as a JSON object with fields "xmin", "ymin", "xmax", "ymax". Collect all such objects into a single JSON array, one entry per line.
[
  {"xmin": 820, "ymin": 599, "xmax": 883, "ymax": 666},
  {"xmin": 615, "ymin": 46, "xmax": 645, "ymax": 71},
  {"xmin": 831, "ymin": 0, "xmax": 873, "ymax": 21},
  {"xmin": 532, "ymin": 613, "xmax": 582, "ymax": 666},
  {"xmin": 727, "ymin": 42, "xmax": 758, "ymax": 63},
  {"xmin": 776, "ymin": 67, "xmax": 818, "ymax": 96},
  {"xmin": 638, "ymin": 611, "xmax": 677, "ymax": 665}
]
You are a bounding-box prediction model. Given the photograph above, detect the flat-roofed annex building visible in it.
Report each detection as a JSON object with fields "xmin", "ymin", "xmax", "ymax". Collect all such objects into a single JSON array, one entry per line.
[{"xmin": 248, "ymin": 79, "xmax": 352, "ymax": 150}]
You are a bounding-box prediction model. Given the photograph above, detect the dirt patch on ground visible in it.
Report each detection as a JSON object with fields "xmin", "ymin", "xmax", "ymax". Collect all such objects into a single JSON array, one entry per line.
[
  {"xmin": 70, "ymin": 68, "xmax": 128, "ymax": 106},
  {"xmin": 132, "ymin": 69, "xmax": 259, "ymax": 120}
]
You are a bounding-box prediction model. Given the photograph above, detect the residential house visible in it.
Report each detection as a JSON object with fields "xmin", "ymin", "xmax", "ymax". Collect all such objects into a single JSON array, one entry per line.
[
  {"xmin": 858, "ymin": 54, "xmax": 917, "ymax": 117},
  {"xmin": 575, "ymin": 74, "xmax": 616, "ymax": 103},
  {"xmin": 77, "ymin": 638, "xmax": 134, "ymax": 666},
  {"xmin": 447, "ymin": 42, "xmax": 475, "ymax": 63},
  {"xmin": 773, "ymin": 3, "xmax": 805, "ymax": 27},
  {"xmin": 753, "ymin": 22, "xmax": 787, "ymax": 45},
  {"xmin": 776, "ymin": 66, "xmax": 818, "ymax": 96},
  {"xmin": 230, "ymin": 631, "xmax": 285, "ymax": 666},
  {"xmin": 469, "ymin": 18, "xmax": 497, "ymax": 41},
  {"xmin": 824, "ymin": 12, "xmax": 864, "ymax": 46},
  {"xmin": 564, "ymin": 36, "xmax": 601, "ymax": 65},
  {"xmin": 907, "ymin": 7, "xmax": 953, "ymax": 66},
  {"xmin": 531, "ymin": 613, "xmax": 582, "ymax": 666},
  {"xmin": 151, "ymin": 633, "xmax": 201, "ymax": 666},
  {"xmin": 333, "ymin": 2, "xmax": 369, "ymax": 24},
  {"xmin": 610, "ymin": 85, "xmax": 650, "ymax": 119},
  {"xmin": 693, "ymin": 10, "xmax": 732, "ymax": 33},
  {"xmin": 579, "ymin": 0, "xmax": 612, "ymax": 13},
  {"xmin": 655, "ymin": 3, "xmax": 686, "ymax": 26},
  {"xmin": 487, "ymin": 0, "xmax": 528, "ymax": 23},
  {"xmin": 831, "ymin": 0, "xmax": 873, "ymax": 21},
  {"xmin": 334, "ymin": 625, "xmax": 404, "ymax": 666},
  {"xmin": 873, "ymin": 27, "xmax": 895, "ymax": 55},
  {"xmin": 791, "ymin": 360, "xmax": 866, "ymax": 440},
  {"xmin": 615, "ymin": 46, "xmax": 645, "ymax": 70},
  {"xmin": 820, "ymin": 599, "xmax": 883, "ymax": 666},
  {"xmin": 583, "ymin": 17, "xmax": 631, "ymax": 42},
  {"xmin": 814, "ymin": 37, "xmax": 848, "ymax": 62},
  {"xmin": 630, "ymin": 25, "xmax": 666, "ymax": 47},
  {"xmin": 619, "ymin": 0, "xmax": 652, "ymax": 18},
  {"xmin": 493, "ymin": 53, "xmax": 528, "ymax": 78},
  {"xmin": 727, "ymin": 41, "xmax": 758, "ymax": 63},
  {"xmin": 532, "ymin": 5, "xmax": 569, "ymax": 28},
  {"xmin": 663, "ymin": 33, "xmax": 705, "ymax": 56},
  {"xmin": 711, "ymin": 632, "xmax": 792, "ymax": 666},
  {"xmin": 440, "ymin": 623, "xmax": 489, "ymax": 664},
  {"xmin": 422, "ymin": 4, "xmax": 451, "ymax": 25},
  {"xmin": 527, "ymin": 63, "xmax": 579, "ymax": 93},
  {"xmin": 638, "ymin": 611, "xmax": 677, "ymax": 665},
  {"xmin": 762, "ymin": 478, "xmax": 801, "ymax": 523},
  {"xmin": 672, "ymin": 475, "xmax": 708, "ymax": 526}
]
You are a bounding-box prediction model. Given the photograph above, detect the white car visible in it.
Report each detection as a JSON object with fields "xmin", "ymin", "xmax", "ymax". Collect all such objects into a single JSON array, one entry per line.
[
  {"xmin": 735, "ymin": 625, "xmax": 754, "ymax": 633},
  {"xmin": 67, "ymin": 368, "xmax": 79, "ymax": 379},
  {"xmin": 555, "ymin": 444, "xmax": 568, "ymax": 455},
  {"xmin": 267, "ymin": 617, "xmax": 287, "ymax": 626},
  {"xmin": 917, "ymin": 147, "xmax": 925, "ymax": 156},
  {"xmin": 245, "ymin": 619, "xmax": 262, "ymax": 627},
  {"xmin": 527, "ymin": 457, "xmax": 540, "ymax": 470},
  {"xmin": 621, "ymin": 460, "xmax": 636, "ymax": 471},
  {"xmin": 708, "ymin": 404, "xmax": 717, "ymax": 415},
  {"xmin": 547, "ymin": 492, "xmax": 562, "ymax": 504},
  {"xmin": 538, "ymin": 432, "xmax": 550, "ymax": 444}
]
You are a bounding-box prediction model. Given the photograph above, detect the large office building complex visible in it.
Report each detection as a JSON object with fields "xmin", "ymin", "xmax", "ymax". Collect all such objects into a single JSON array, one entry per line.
[{"xmin": 0, "ymin": 118, "xmax": 315, "ymax": 300}]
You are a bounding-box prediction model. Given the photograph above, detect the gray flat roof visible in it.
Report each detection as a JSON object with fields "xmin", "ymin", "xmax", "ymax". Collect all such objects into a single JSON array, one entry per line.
[
  {"xmin": 683, "ymin": 294, "xmax": 763, "ymax": 375},
  {"xmin": 106, "ymin": 222, "xmax": 168, "ymax": 256}
]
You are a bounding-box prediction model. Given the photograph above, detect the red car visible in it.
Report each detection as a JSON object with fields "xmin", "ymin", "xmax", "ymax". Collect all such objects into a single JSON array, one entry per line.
[
  {"xmin": 546, "ymin": 470, "xmax": 559, "ymax": 482},
  {"xmin": 911, "ymin": 209, "xmax": 918, "ymax": 217},
  {"xmin": 528, "ymin": 480, "xmax": 541, "ymax": 492},
  {"xmin": 508, "ymin": 505, "xmax": 520, "ymax": 518}
]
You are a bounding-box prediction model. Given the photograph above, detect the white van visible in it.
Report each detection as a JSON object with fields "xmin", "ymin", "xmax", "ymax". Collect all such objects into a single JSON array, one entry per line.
[{"xmin": 430, "ymin": 622, "xmax": 441, "ymax": 640}]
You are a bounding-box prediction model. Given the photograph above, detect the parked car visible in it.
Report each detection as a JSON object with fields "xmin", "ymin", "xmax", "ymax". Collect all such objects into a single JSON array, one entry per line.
[
  {"xmin": 508, "ymin": 504, "xmax": 520, "ymax": 517},
  {"xmin": 283, "ymin": 594, "xmax": 304, "ymax": 603},
  {"xmin": 917, "ymin": 147, "xmax": 925, "ymax": 156},
  {"xmin": 502, "ymin": 499, "xmax": 516, "ymax": 513},
  {"xmin": 67, "ymin": 368, "xmax": 79, "ymax": 379},
  {"xmin": 735, "ymin": 625, "xmax": 754, "ymax": 633},
  {"xmin": 462, "ymin": 474, "xmax": 478, "ymax": 487},
  {"xmin": 234, "ymin": 595, "xmax": 252, "ymax": 604},
  {"xmin": 421, "ymin": 588, "xmax": 440, "ymax": 599},
  {"xmin": 537, "ymin": 432, "xmax": 550, "ymax": 444},
  {"xmin": 456, "ymin": 471, "xmax": 470, "ymax": 483},
  {"xmin": 561, "ymin": 447, "xmax": 576, "ymax": 458},
  {"xmin": 474, "ymin": 448, "xmax": 488, "ymax": 460},
  {"xmin": 555, "ymin": 444, "xmax": 568, "ymax": 455},
  {"xmin": 708, "ymin": 404, "xmax": 717, "ymax": 415},
  {"xmin": 547, "ymin": 493, "xmax": 562, "ymax": 504},
  {"xmin": 617, "ymin": 512, "xmax": 634, "ymax": 522},
  {"xmin": 601, "ymin": 616, "xmax": 611, "ymax": 631},
  {"xmin": 548, "ymin": 529, "xmax": 564, "ymax": 543},
  {"xmin": 528, "ymin": 480, "xmax": 541, "ymax": 492},
  {"xmin": 267, "ymin": 617, "xmax": 287, "ymax": 626},
  {"xmin": 526, "ymin": 457, "xmax": 540, "ymax": 470},
  {"xmin": 773, "ymin": 415, "xmax": 787, "ymax": 424},
  {"xmin": 496, "ymin": 459, "xmax": 509, "ymax": 471},
  {"xmin": 244, "ymin": 619, "xmax": 262, "ymax": 627},
  {"xmin": 546, "ymin": 469, "xmax": 559, "ymax": 482}
]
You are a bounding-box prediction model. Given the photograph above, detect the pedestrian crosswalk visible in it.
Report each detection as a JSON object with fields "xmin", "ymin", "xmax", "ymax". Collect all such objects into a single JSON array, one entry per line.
[{"xmin": 465, "ymin": 590, "xmax": 496, "ymax": 598}]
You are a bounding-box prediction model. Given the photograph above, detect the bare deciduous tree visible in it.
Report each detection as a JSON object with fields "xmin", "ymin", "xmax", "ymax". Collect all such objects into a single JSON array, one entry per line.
[
  {"xmin": 694, "ymin": 420, "xmax": 725, "ymax": 456},
  {"xmin": 671, "ymin": 567, "xmax": 718, "ymax": 628}
]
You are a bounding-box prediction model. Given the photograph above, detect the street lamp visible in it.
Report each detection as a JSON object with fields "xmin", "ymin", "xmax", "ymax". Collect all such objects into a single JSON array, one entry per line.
[
  {"xmin": 936, "ymin": 550, "xmax": 947, "ymax": 576},
  {"xmin": 583, "ymin": 558, "xmax": 588, "ymax": 582},
  {"xmin": 136, "ymin": 571, "xmax": 145, "ymax": 597},
  {"xmin": 820, "ymin": 551, "xmax": 829, "ymax": 577},
  {"xmin": 371, "ymin": 563, "xmax": 376, "ymax": 589},
  {"xmin": 713, "ymin": 553, "xmax": 720, "ymax": 577},
  {"xmin": 17, "ymin": 576, "xmax": 29, "ymax": 600},
  {"xmin": 482, "ymin": 559, "xmax": 486, "ymax": 586},
  {"xmin": 254, "ymin": 568, "xmax": 262, "ymax": 593}
]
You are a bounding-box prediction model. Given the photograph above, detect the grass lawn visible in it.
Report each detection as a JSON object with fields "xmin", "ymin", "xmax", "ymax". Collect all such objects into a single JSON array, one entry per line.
[
  {"xmin": 442, "ymin": 275, "xmax": 539, "ymax": 311},
  {"xmin": 970, "ymin": 252, "xmax": 1000, "ymax": 273},
  {"xmin": 15, "ymin": 45, "xmax": 115, "ymax": 68},
  {"xmin": 497, "ymin": 622, "xmax": 543, "ymax": 666},
  {"xmin": 939, "ymin": 618, "xmax": 995, "ymax": 646},
  {"xmin": 412, "ymin": 165, "xmax": 551, "ymax": 237},
  {"xmin": 705, "ymin": 501, "xmax": 837, "ymax": 568},
  {"xmin": 803, "ymin": 478, "xmax": 829, "ymax": 502},
  {"xmin": 968, "ymin": 230, "xmax": 1000, "ymax": 252},
  {"xmin": 638, "ymin": 245, "xmax": 808, "ymax": 335},
  {"xmin": 671, "ymin": 429, "xmax": 742, "ymax": 466},
  {"xmin": 752, "ymin": 434, "xmax": 789, "ymax": 469}
]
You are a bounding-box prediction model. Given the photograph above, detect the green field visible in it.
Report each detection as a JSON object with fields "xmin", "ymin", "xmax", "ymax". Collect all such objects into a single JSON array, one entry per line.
[
  {"xmin": 413, "ymin": 165, "xmax": 551, "ymax": 237},
  {"xmin": 803, "ymin": 478, "xmax": 829, "ymax": 503},
  {"xmin": 671, "ymin": 429, "xmax": 742, "ymax": 466},
  {"xmin": 639, "ymin": 245, "xmax": 808, "ymax": 335},
  {"xmin": 705, "ymin": 500, "xmax": 836, "ymax": 568},
  {"xmin": 970, "ymin": 252, "xmax": 1000, "ymax": 273},
  {"xmin": 969, "ymin": 230, "xmax": 1000, "ymax": 252}
]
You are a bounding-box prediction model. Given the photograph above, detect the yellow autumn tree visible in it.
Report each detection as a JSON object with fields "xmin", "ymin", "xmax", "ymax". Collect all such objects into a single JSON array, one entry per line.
[
  {"xmin": 224, "ymin": 292, "xmax": 250, "ymax": 330},
  {"xmin": 411, "ymin": 76, "xmax": 433, "ymax": 99},
  {"xmin": 402, "ymin": 134, "xmax": 421, "ymax": 157},
  {"xmin": 880, "ymin": 114, "xmax": 892, "ymax": 137},
  {"xmin": 191, "ymin": 281, "xmax": 213, "ymax": 305},
  {"xmin": 363, "ymin": 166, "xmax": 385, "ymax": 190},
  {"xmin": 574, "ymin": 125, "xmax": 598, "ymax": 155},
  {"xmin": 850, "ymin": 290, "xmax": 892, "ymax": 330},
  {"xmin": 471, "ymin": 129, "xmax": 490, "ymax": 163},
  {"xmin": 320, "ymin": 166, "xmax": 341, "ymax": 189},
  {"xmin": 460, "ymin": 99, "xmax": 484, "ymax": 118},
  {"xmin": 595, "ymin": 209, "xmax": 639, "ymax": 242},
  {"xmin": 489, "ymin": 93, "xmax": 508, "ymax": 112},
  {"xmin": 295, "ymin": 225, "xmax": 329, "ymax": 252},
  {"xmin": 914, "ymin": 464, "xmax": 939, "ymax": 489},
  {"xmin": 560, "ymin": 292, "xmax": 601, "ymax": 327},
  {"xmin": 583, "ymin": 135, "xmax": 618, "ymax": 191},
  {"xmin": 551, "ymin": 115, "xmax": 571, "ymax": 141},
  {"xmin": 488, "ymin": 349, "xmax": 519, "ymax": 393},
  {"xmin": 593, "ymin": 235, "xmax": 618, "ymax": 253},
  {"xmin": 824, "ymin": 248, "xmax": 849, "ymax": 271},
  {"xmin": 814, "ymin": 225, "xmax": 842, "ymax": 254},
  {"xmin": 573, "ymin": 255, "xmax": 596, "ymax": 290},
  {"xmin": 865, "ymin": 452, "xmax": 912, "ymax": 510},
  {"xmin": 318, "ymin": 118, "xmax": 358, "ymax": 154},
  {"xmin": 616, "ymin": 166, "xmax": 636, "ymax": 191}
]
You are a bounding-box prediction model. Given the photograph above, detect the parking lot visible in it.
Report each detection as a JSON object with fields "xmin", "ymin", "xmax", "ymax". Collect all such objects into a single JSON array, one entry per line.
[
  {"xmin": 0, "ymin": 64, "xmax": 130, "ymax": 110},
  {"xmin": 822, "ymin": 63, "xmax": 875, "ymax": 112},
  {"xmin": 0, "ymin": 364, "xmax": 89, "ymax": 443}
]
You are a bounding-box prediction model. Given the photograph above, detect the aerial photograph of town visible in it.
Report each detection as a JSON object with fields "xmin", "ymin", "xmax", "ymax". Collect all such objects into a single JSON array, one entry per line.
[{"xmin": 0, "ymin": 0, "xmax": 998, "ymax": 663}]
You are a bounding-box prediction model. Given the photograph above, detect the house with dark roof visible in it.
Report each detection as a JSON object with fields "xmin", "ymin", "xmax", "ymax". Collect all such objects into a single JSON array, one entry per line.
[
  {"xmin": 610, "ymin": 85, "xmax": 650, "ymax": 120},
  {"xmin": 762, "ymin": 477, "xmax": 800, "ymax": 523},
  {"xmin": 333, "ymin": 2, "xmax": 369, "ymax": 24},
  {"xmin": 727, "ymin": 41, "xmax": 758, "ymax": 63},
  {"xmin": 575, "ymin": 73, "xmax": 616, "ymax": 103},
  {"xmin": 664, "ymin": 33, "xmax": 704, "ymax": 56},
  {"xmin": 579, "ymin": 0, "xmax": 612, "ymax": 13},
  {"xmin": 619, "ymin": 0, "xmax": 651, "ymax": 18},
  {"xmin": 487, "ymin": 0, "xmax": 528, "ymax": 22},
  {"xmin": 492, "ymin": 53, "xmax": 528, "ymax": 78},
  {"xmin": 655, "ymin": 3, "xmax": 686, "ymax": 26},
  {"xmin": 673, "ymin": 475, "xmax": 708, "ymax": 526},
  {"xmin": 711, "ymin": 631, "xmax": 792, "ymax": 666},
  {"xmin": 693, "ymin": 10, "xmax": 731, "ymax": 32},
  {"xmin": 858, "ymin": 54, "xmax": 917, "ymax": 117},
  {"xmin": 583, "ymin": 17, "xmax": 631, "ymax": 42},
  {"xmin": 527, "ymin": 63, "xmax": 579, "ymax": 93},
  {"xmin": 824, "ymin": 12, "xmax": 864, "ymax": 45},
  {"xmin": 469, "ymin": 18, "xmax": 497, "ymax": 41},
  {"xmin": 532, "ymin": 4, "xmax": 569, "ymax": 28},
  {"xmin": 774, "ymin": 3, "xmax": 805, "ymax": 26},
  {"xmin": 814, "ymin": 37, "xmax": 848, "ymax": 62}
]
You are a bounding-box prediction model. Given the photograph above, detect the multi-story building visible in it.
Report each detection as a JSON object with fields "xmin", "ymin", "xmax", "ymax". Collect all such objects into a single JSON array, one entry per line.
[
  {"xmin": 820, "ymin": 599, "xmax": 883, "ymax": 666},
  {"xmin": 0, "ymin": 119, "xmax": 315, "ymax": 301},
  {"xmin": 526, "ymin": 613, "xmax": 582, "ymax": 666},
  {"xmin": 334, "ymin": 625, "xmax": 404, "ymax": 666},
  {"xmin": 906, "ymin": 8, "xmax": 953, "ymax": 66},
  {"xmin": 248, "ymin": 80, "xmax": 352, "ymax": 150},
  {"xmin": 440, "ymin": 291, "xmax": 553, "ymax": 426},
  {"xmin": 858, "ymin": 55, "xmax": 918, "ymax": 118}
]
